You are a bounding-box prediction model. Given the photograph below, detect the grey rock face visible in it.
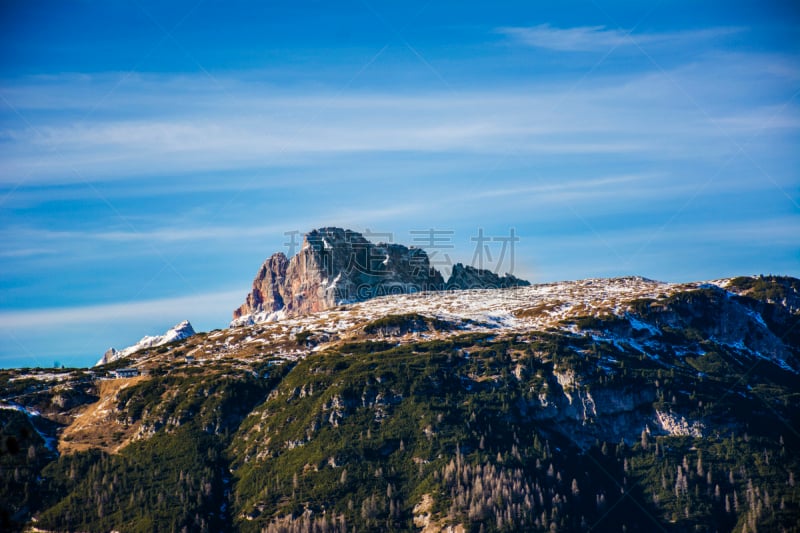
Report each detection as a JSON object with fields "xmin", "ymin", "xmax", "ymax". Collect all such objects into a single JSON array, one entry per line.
[{"xmin": 233, "ymin": 227, "xmax": 447, "ymax": 322}]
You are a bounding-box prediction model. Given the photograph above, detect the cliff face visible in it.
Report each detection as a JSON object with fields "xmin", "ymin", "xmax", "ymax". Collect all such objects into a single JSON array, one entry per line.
[
  {"xmin": 234, "ymin": 252, "xmax": 290, "ymax": 322},
  {"xmin": 233, "ymin": 227, "xmax": 446, "ymax": 324}
]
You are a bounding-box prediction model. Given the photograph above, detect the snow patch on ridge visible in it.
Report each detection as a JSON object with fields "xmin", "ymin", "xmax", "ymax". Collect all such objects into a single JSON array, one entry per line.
[
  {"xmin": 96, "ymin": 320, "xmax": 195, "ymax": 366},
  {"xmin": 222, "ymin": 275, "xmax": 797, "ymax": 373}
]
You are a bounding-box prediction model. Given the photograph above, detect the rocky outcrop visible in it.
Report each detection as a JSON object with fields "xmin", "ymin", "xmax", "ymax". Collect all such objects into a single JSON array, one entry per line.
[
  {"xmin": 525, "ymin": 368, "xmax": 658, "ymax": 448},
  {"xmin": 235, "ymin": 252, "xmax": 291, "ymax": 323},
  {"xmin": 446, "ymin": 263, "xmax": 530, "ymax": 290},
  {"xmin": 627, "ymin": 286, "xmax": 798, "ymax": 372},
  {"xmin": 233, "ymin": 228, "xmax": 447, "ymax": 325}
]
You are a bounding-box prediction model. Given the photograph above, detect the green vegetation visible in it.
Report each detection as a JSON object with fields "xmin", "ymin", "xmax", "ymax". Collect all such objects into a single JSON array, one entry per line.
[
  {"xmin": 38, "ymin": 430, "xmax": 228, "ymax": 532},
  {"xmin": 0, "ymin": 409, "xmax": 54, "ymax": 530},
  {"xmin": 225, "ymin": 330, "xmax": 798, "ymax": 531},
  {"xmin": 1, "ymin": 278, "xmax": 799, "ymax": 531},
  {"xmin": 728, "ymin": 275, "xmax": 800, "ymax": 303},
  {"xmin": 295, "ymin": 330, "xmax": 313, "ymax": 346},
  {"xmin": 363, "ymin": 312, "xmax": 454, "ymax": 335}
]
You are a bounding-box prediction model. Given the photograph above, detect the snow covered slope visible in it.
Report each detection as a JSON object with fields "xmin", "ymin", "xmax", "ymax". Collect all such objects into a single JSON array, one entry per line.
[
  {"xmin": 95, "ymin": 320, "xmax": 195, "ymax": 366},
  {"xmin": 231, "ymin": 276, "xmax": 666, "ymax": 330},
  {"xmin": 105, "ymin": 276, "xmax": 799, "ymax": 376}
]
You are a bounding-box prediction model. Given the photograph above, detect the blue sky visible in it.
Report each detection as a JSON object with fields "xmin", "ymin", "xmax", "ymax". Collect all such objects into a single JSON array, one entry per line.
[{"xmin": 1, "ymin": 0, "xmax": 798, "ymax": 368}]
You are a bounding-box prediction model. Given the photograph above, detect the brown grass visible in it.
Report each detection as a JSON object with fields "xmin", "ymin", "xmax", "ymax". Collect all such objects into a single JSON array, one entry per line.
[
  {"xmin": 513, "ymin": 300, "xmax": 564, "ymax": 319},
  {"xmin": 58, "ymin": 375, "xmax": 148, "ymax": 455}
]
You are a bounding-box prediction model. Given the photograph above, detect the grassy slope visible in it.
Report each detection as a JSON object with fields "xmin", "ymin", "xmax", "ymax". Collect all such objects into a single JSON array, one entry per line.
[{"xmin": 1, "ymin": 280, "xmax": 798, "ymax": 532}]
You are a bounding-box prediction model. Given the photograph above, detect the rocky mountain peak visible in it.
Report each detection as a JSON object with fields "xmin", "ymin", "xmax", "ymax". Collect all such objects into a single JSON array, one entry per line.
[{"xmin": 232, "ymin": 227, "xmax": 449, "ymax": 325}]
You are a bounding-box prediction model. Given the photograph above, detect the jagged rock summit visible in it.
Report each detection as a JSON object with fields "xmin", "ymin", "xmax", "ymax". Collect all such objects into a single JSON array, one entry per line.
[
  {"xmin": 447, "ymin": 262, "xmax": 530, "ymax": 290},
  {"xmin": 232, "ymin": 227, "xmax": 445, "ymax": 325},
  {"xmin": 95, "ymin": 320, "xmax": 195, "ymax": 366},
  {"xmin": 232, "ymin": 227, "xmax": 530, "ymax": 326}
]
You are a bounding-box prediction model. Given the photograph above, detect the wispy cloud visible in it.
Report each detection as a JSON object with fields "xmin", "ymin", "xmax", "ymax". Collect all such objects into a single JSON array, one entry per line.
[
  {"xmin": 0, "ymin": 226, "xmax": 276, "ymax": 252},
  {"xmin": 2, "ymin": 58, "xmax": 793, "ymax": 186},
  {"xmin": 0, "ymin": 247, "xmax": 57, "ymax": 258},
  {"xmin": 461, "ymin": 173, "xmax": 669, "ymax": 201},
  {"xmin": 0, "ymin": 289, "xmax": 243, "ymax": 330},
  {"xmin": 544, "ymin": 215, "xmax": 800, "ymax": 250},
  {"xmin": 0, "ymin": 288, "xmax": 248, "ymax": 367},
  {"xmin": 497, "ymin": 24, "xmax": 744, "ymax": 52},
  {"xmin": 521, "ymin": 215, "xmax": 800, "ymax": 283}
]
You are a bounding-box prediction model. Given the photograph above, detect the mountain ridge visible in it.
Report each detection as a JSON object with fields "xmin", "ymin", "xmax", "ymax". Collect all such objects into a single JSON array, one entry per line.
[
  {"xmin": 95, "ymin": 320, "xmax": 195, "ymax": 366},
  {"xmin": 1, "ymin": 274, "xmax": 798, "ymax": 532}
]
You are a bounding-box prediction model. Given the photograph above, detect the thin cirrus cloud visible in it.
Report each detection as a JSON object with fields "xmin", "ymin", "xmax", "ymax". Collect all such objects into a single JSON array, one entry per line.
[
  {"xmin": 0, "ymin": 289, "xmax": 246, "ymax": 367},
  {"xmin": 497, "ymin": 24, "xmax": 745, "ymax": 52},
  {"xmin": 543, "ymin": 215, "xmax": 800, "ymax": 252},
  {"xmin": 1, "ymin": 67, "xmax": 788, "ymax": 187},
  {"xmin": 0, "ymin": 223, "xmax": 292, "ymax": 246},
  {"xmin": 0, "ymin": 289, "xmax": 245, "ymax": 330}
]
